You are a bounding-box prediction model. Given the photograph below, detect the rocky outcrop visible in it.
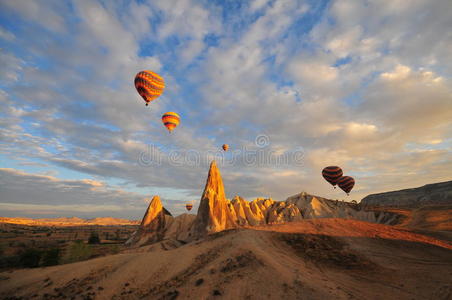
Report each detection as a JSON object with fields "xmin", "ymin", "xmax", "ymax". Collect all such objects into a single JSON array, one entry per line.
[
  {"xmin": 127, "ymin": 161, "xmax": 415, "ymax": 247},
  {"xmin": 127, "ymin": 161, "xmax": 307, "ymax": 246},
  {"xmin": 188, "ymin": 161, "xmax": 305, "ymax": 237},
  {"xmin": 164, "ymin": 213, "xmax": 197, "ymax": 241},
  {"xmin": 125, "ymin": 196, "xmax": 174, "ymax": 246},
  {"xmin": 361, "ymin": 181, "xmax": 452, "ymax": 207},
  {"xmin": 190, "ymin": 161, "xmax": 238, "ymax": 239},
  {"xmin": 286, "ymin": 192, "xmax": 400, "ymax": 225}
]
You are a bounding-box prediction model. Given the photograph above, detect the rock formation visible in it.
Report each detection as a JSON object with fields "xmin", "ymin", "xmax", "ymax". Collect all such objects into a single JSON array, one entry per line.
[
  {"xmin": 286, "ymin": 192, "xmax": 400, "ymax": 224},
  {"xmin": 190, "ymin": 161, "xmax": 238, "ymax": 239},
  {"xmin": 127, "ymin": 160, "xmax": 403, "ymax": 247},
  {"xmin": 361, "ymin": 181, "xmax": 452, "ymax": 207},
  {"xmin": 125, "ymin": 195, "xmax": 173, "ymax": 246}
]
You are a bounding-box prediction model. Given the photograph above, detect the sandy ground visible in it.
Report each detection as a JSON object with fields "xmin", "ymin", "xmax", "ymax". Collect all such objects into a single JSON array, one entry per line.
[{"xmin": 1, "ymin": 218, "xmax": 451, "ymax": 300}]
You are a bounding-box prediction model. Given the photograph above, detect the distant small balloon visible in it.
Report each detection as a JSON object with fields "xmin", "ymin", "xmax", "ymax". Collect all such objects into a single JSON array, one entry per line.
[
  {"xmin": 161, "ymin": 112, "xmax": 180, "ymax": 132},
  {"xmin": 337, "ymin": 176, "xmax": 355, "ymax": 195},
  {"xmin": 134, "ymin": 70, "xmax": 165, "ymax": 106},
  {"xmin": 186, "ymin": 203, "xmax": 193, "ymax": 211},
  {"xmin": 322, "ymin": 166, "xmax": 343, "ymax": 188},
  {"xmin": 222, "ymin": 144, "xmax": 229, "ymax": 151}
]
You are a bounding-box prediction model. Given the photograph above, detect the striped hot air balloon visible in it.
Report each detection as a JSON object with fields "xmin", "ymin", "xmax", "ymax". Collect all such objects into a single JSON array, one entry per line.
[
  {"xmin": 222, "ymin": 144, "xmax": 229, "ymax": 151},
  {"xmin": 337, "ymin": 176, "xmax": 355, "ymax": 195},
  {"xmin": 134, "ymin": 70, "xmax": 165, "ymax": 106},
  {"xmin": 322, "ymin": 166, "xmax": 343, "ymax": 188},
  {"xmin": 161, "ymin": 112, "xmax": 180, "ymax": 132},
  {"xmin": 186, "ymin": 203, "xmax": 193, "ymax": 211}
]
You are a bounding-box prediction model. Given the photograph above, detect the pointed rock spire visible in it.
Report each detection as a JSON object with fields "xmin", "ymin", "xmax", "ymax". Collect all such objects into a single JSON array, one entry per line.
[
  {"xmin": 191, "ymin": 161, "xmax": 237, "ymax": 238},
  {"xmin": 125, "ymin": 195, "xmax": 173, "ymax": 246},
  {"xmin": 141, "ymin": 195, "xmax": 171, "ymax": 227}
]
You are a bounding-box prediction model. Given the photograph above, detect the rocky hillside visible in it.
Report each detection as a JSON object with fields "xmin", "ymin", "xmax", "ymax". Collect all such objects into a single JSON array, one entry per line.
[
  {"xmin": 361, "ymin": 181, "xmax": 452, "ymax": 207},
  {"xmin": 127, "ymin": 161, "xmax": 401, "ymax": 247}
]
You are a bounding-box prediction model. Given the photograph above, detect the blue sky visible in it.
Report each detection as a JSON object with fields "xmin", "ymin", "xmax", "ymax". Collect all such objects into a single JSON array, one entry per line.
[{"xmin": 0, "ymin": 0, "xmax": 451, "ymax": 219}]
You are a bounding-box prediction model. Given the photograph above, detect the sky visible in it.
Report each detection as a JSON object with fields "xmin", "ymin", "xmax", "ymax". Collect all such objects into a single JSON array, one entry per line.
[{"xmin": 0, "ymin": 0, "xmax": 451, "ymax": 219}]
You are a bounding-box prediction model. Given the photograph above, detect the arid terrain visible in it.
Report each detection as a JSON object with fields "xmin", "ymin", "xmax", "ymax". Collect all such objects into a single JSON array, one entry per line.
[
  {"xmin": 0, "ymin": 217, "xmax": 451, "ymax": 300},
  {"xmin": 0, "ymin": 218, "xmax": 139, "ymax": 273},
  {"xmin": 1, "ymin": 164, "xmax": 451, "ymax": 299}
]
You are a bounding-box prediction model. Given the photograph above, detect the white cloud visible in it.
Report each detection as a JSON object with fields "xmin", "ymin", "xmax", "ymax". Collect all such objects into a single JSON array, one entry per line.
[
  {"xmin": 0, "ymin": 0, "xmax": 68, "ymax": 33},
  {"xmin": 0, "ymin": 51, "xmax": 24, "ymax": 83}
]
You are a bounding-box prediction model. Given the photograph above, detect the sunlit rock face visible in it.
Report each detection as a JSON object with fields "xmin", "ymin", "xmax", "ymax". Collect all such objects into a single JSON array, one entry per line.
[
  {"xmin": 125, "ymin": 195, "xmax": 173, "ymax": 246},
  {"xmin": 361, "ymin": 181, "xmax": 452, "ymax": 207},
  {"xmin": 127, "ymin": 160, "xmax": 403, "ymax": 247},
  {"xmin": 266, "ymin": 201, "xmax": 303, "ymax": 224},
  {"xmin": 190, "ymin": 161, "xmax": 238, "ymax": 239}
]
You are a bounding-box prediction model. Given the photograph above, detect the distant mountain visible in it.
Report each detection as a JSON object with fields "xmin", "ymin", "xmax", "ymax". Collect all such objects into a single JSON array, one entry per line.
[
  {"xmin": 0, "ymin": 216, "xmax": 139, "ymax": 226},
  {"xmin": 361, "ymin": 181, "xmax": 452, "ymax": 207}
]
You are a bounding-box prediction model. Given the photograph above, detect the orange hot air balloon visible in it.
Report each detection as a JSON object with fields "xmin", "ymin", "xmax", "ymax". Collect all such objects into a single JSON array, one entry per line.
[
  {"xmin": 337, "ymin": 176, "xmax": 355, "ymax": 195},
  {"xmin": 134, "ymin": 70, "xmax": 165, "ymax": 106},
  {"xmin": 322, "ymin": 166, "xmax": 343, "ymax": 189},
  {"xmin": 161, "ymin": 112, "xmax": 180, "ymax": 132},
  {"xmin": 186, "ymin": 203, "xmax": 193, "ymax": 211},
  {"xmin": 222, "ymin": 144, "xmax": 229, "ymax": 151}
]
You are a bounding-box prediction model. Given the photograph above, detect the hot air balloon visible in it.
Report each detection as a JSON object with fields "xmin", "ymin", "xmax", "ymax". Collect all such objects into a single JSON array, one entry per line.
[
  {"xmin": 134, "ymin": 70, "xmax": 165, "ymax": 106},
  {"xmin": 337, "ymin": 176, "xmax": 355, "ymax": 195},
  {"xmin": 161, "ymin": 112, "xmax": 180, "ymax": 132},
  {"xmin": 186, "ymin": 203, "xmax": 193, "ymax": 211},
  {"xmin": 322, "ymin": 166, "xmax": 343, "ymax": 188},
  {"xmin": 222, "ymin": 144, "xmax": 229, "ymax": 151}
]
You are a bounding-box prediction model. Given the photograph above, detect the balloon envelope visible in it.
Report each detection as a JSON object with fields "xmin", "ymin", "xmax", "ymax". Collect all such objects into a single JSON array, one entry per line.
[
  {"xmin": 186, "ymin": 204, "xmax": 193, "ymax": 211},
  {"xmin": 161, "ymin": 112, "xmax": 180, "ymax": 132},
  {"xmin": 222, "ymin": 144, "xmax": 229, "ymax": 151},
  {"xmin": 134, "ymin": 70, "xmax": 165, "ymax": 105},
  {"xmin": 322, "ymin": 166, "xmax": 343, "ymax": 187},
  {"xmin": 337, "ymin": 176, "xmax": 355, "ymax": 195}
]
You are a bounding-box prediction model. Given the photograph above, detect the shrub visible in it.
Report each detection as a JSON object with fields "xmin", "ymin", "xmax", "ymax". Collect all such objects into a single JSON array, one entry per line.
[
  {"xmin": 0, "ymin": 255, "xmax": 20, "ymax": 269},
  {"xmin": 111, "ymin": 245, "xmax": 120, "ymax": 254},
  {"xmin": 41, "ymin": 248, "xmax": 60, "ymax": 266},
  {"xmin": 88, "ymin": 232, "xmax": 100, "ymax": 244},
  {"xmin": 63, "ymin": 241, "xmax": 92, "ymax": 264},
  {"xmin": 19, "ymin": 248, "xmax": 42, "ymax": 268}
]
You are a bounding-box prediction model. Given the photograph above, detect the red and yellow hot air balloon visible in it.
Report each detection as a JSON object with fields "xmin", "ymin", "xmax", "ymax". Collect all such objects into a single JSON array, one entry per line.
[
  {"xmin": 134, "ymin": 70, "xmax": 165, "ymax": 106},
  {"xmin": 322, "ymin": 166, "xmax": 343, "ymax": 189},
  {"xmin": 337, "ymin": 176, "xmax": 355, "ymax": 195},
  {"xmin": 185, "ymin": 203, "xmax": 193, "ymax": 211},
  {"xmin": 222, "ymin": 144, "xmax": 229, "ymax": 151},
  {"xmin": 161, "ymin": 112, "xmax": 180, "ymax": 132}
]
